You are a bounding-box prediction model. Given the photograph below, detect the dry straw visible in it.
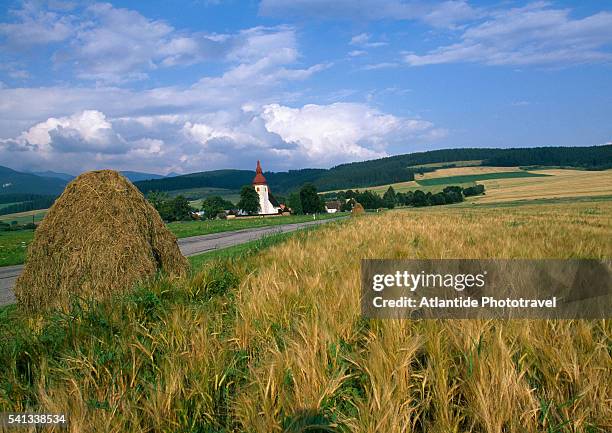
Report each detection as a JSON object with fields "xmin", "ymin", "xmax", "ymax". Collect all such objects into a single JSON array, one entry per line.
[
  {"xmin": 351, "ymin": 202, "xmax": 365, "ymax": 215},
  {"xmin": 15, "ymin": 170, "xmax": 188, "ymax": 312}
]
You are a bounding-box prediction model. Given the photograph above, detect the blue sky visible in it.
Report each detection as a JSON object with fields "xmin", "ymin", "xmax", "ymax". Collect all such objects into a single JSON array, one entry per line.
[{"xmin": 0, "ymin": 0, "xmax": 610, "ymax": 175}]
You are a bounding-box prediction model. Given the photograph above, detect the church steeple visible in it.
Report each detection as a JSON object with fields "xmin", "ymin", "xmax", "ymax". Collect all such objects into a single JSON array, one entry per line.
[{"xmin": 252, "ymin": 160, "xmax": 267, "ymax": 185}]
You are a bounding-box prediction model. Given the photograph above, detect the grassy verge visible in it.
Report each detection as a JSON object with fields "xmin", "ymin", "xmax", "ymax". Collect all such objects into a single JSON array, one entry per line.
[
  {"xmin": 1, "ymin": 202, "xmax": 610, "ymax": 431},
  {"xmin": 0, "ymin": 213, "xmax": 345, "ymax": 267},
  {"xmin": 167, "ymin": 212, "xmax": 342, "ymax": 238}
]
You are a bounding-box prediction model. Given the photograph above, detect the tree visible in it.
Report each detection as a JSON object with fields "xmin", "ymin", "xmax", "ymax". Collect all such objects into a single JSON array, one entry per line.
[
  {"xmin": 430, "ymin": 192, "xmax": 447, "ymax": 205},
  {"xmin": 442, "ymin": 185, "xmax": 463, "ymax": 195},
  {"xmin": 300, "ymin": 183, "xmax": 325, "ymax": 214},
  {"xmin": 340, "ymin": 198, "xmax": 355, "ymax": 212},
  {"xmin": 238, "ymin": 185, "xmax": 260, "ymax": 215},
  {"xmin": 463, "ymin": 184, "xmax": 485, "ymax": 197},
  {"xmin": 412, "ymin": 190, "xmax": 428, "ymax": 207},
  {"xmin": 201, "ymin": 196, "xmax": 234, "ymax": 219},
  {"xmin": 383, "ymin": 186, "xmax": 397, "ymax": 209},
  {"xmin": 167, "ymin": 195, "xmax": 193, "ymax": 221},
  {"xmin": 288, "ymin": 192, "xmax": 303, "ymax": 214},
  {"xmin": 147, "ymin": 191, "xmax": 192, "ymax": 221},
  {"xmin": 146, "ymin": 191, "xmax": 170, "ymax": 210}
]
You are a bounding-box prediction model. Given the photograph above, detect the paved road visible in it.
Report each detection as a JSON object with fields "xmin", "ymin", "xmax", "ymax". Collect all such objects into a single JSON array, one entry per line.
[{"xmin": 0, "ymin": 217, "xmax": 344, "ymax": 306}]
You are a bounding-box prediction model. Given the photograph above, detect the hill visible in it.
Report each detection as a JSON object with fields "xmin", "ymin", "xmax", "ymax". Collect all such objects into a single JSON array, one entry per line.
[
  {"xmin": 134, "ymin": 145, "xmax": 612, "ymax": 196},
  {"xmin": 0, "ymin": 166, "xmax": 67, "ymax": 196},
  {"xmin": 29, "ymin": 170, "xmax": 74, "ymax": 181},
  {"xmin": 120, "ymin": 171, "xmax": 165, "ymax": 182}
]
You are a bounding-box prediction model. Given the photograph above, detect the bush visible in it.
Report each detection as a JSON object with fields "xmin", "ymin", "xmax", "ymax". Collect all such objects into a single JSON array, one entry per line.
[{"xmin": 463, "ymin": 184, "xmax": 485, "ymax": 196}]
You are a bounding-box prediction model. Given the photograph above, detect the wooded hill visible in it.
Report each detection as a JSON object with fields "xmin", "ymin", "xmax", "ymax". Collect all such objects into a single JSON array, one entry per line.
[{"xmin": 134, "ymin": 145, "xmax": 612, "ymax": 195}]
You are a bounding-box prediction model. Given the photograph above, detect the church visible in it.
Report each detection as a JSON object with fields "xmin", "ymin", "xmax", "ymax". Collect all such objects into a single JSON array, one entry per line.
[{"xmin": 252, "ymin": 160, "xmax": 282, "ymax": 215}]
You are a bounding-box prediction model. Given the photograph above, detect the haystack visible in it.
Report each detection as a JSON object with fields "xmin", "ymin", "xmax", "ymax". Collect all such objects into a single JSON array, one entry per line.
[
  {"xmin": 351, "ymin": 202, "xmax": 365, "ymax": 216},
  {"xmin": 15, "ymin": 170, "xmax": 188, "ymax": 312}
]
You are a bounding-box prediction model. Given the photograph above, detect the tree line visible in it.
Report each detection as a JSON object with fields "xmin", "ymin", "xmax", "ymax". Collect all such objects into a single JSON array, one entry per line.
[
  {"xmin": 133, "ymin": 145, "xmax": 611, "ymax": 197},
  {"xmin": 327, "ymin": 183, "xmax": 486, "ymax": 210},
  {"xmin": 0, "ymin": 194, "xmax": 57, "ymax": 216}
]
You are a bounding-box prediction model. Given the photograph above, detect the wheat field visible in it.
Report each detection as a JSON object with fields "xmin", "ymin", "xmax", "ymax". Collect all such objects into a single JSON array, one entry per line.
[
  {"xmin": 473, "ymin": 169, "xmax": 612, "ymax": 203},
  {"xmin": 1, "ymin": 201, "xmax": 611, "ymax": 432}
]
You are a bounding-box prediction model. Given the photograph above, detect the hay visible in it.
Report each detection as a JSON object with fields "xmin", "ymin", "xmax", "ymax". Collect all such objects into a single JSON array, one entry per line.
[
  {"xmin": 351, "ymin": 202, "xmax": 365, "ymax": 216},
  {"xmin": 15, "ymin": 170, "xmax": 188, "ymax": 312}
]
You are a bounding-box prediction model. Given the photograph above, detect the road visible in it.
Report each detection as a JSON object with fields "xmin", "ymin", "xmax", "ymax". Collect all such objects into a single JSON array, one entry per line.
[{"xmin": 0, "ymin": 217, "xmax": 344, "ymax": 306}]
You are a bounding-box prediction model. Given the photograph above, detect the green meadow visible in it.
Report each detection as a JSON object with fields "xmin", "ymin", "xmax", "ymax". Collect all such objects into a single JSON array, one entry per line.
[{"xmin": 416, "ymin": 170, "xmax": 549, "ymax": 186}]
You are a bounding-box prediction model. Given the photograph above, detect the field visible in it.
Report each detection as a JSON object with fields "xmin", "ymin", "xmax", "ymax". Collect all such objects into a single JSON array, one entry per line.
[
  {"xmin": 414, "ymin": 165, "xmax": 521, "ymax": 179},
  {"xmin": 0, "ymin": 208, "xmax": 47, "ymax": 224},
  {"xmin": 416, "ymin": 170, "xmax": 549, "ymax": 186},
  {"xmin": 472, "ymin": 169, "xmax": 612, "ymax": 204},
  {"xmin": 332, "ymin": 166, "xmax": 612, "ymax": 206},
  {"xmin": 0, "ymin": 200, "xmax": 610, "ymax": 432},
  {"xmin": 0, "ymin": 213, "xmax": 343, "ymax": 266}
]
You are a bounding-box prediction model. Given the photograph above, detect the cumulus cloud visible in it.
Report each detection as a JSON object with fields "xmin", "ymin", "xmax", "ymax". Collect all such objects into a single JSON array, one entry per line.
[
  {"xmin": 1, "ymin": 104, "xmax": 444, "ymax": 173},
  {"xmin": 10, "ymin": 110, "xmax": 125, "ymax": 154},
  {"xmin": 260, "ymin": 102, "xmax": 443, "ymax": 165},
  {"xmin": 405, "ymin": 3, "xmax": 612, "ymax": 66}
]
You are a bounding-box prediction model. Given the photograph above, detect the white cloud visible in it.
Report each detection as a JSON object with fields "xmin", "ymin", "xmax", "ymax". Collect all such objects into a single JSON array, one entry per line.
[
  {"xmin": 13, "ymin": 110, "xmax": 125, "ymax": 154},
  {"xmin": 62, "ymin": 3, "xmax": 173, "ymax": 83},
  {"xmin": 405, "ymin": 3, "xmax": 612, "ymax": 66},
  {"xmin": 423, "ymin": 1, "xmax": 479, "ymax": 28},
  {"xmin": 348, "ymin": 50, "xmax": 367, "ymax": 57},
  {"xmin": 0, "ymin": 103, "xmax": 445, "ymax": 173},
  {"xmin": 349, "ymin": 33, "xmax": 387, "ymax": 48},
  {"xmin": 0, "ymin": 1, "xmax": 74, "ymax": 47},
  {"xmin": 260, "ymin": 102, "xmax": 443, "ymax": 165}
]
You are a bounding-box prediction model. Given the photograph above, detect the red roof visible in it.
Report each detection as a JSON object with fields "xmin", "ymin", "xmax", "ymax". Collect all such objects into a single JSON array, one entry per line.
[{"xmin": 252, "ymin": 160, "xmax": 267, "ymax": 185}]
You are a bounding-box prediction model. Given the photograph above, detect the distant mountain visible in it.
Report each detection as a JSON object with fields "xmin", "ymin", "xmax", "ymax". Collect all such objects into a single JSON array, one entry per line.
[
  {"xmin": 120, "ymin": 171, "xmax": 165, "ymax": 182},
  {"xmin": 0, "ymin": 166, "xmax": 67, "ymax": 196},
  {"xmin": 134, "ymin": 145, "xmax": 612, "ymax": 195},
  {"xmin": 29, "ymin": 170, "xmax": 75, "ymax": 181}
]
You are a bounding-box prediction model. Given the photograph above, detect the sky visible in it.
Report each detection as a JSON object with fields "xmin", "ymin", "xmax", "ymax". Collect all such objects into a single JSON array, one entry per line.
[{"xmin": 0, "ymin": 0, "xmax": 610, "ymax": 175}]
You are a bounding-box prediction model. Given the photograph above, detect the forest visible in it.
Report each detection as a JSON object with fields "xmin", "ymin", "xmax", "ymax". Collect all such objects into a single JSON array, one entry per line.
[{"xmin": 133, "ymin": 145, "xmax": 611, "ymax": 195}]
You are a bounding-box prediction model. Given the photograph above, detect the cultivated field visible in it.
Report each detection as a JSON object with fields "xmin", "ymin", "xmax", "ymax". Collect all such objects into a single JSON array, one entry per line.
[
  {"xmin": 338, "ymin": 166, "xmax": 612, "ymax": 205},
  {"xmin": 471, "ymin": 169, "xmax": 612, "ymax": 204},
  {"xmin": 1, "ymin": 200, "xmax": 610, "ymax": 432},
  {"xmin": 0, "ymin": 208, "xmax": 47, "ymax": 224}
]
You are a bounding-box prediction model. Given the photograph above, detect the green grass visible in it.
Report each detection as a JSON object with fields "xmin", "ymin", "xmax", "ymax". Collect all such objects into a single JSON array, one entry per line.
[
  {"xmin": 167, "ymin": 213, "xmax": 343, "ymax": 238},
  {"xmin": 0, "ymin": 213, "xmax": 344, "ymax": 267},
  {"xmin": 416, "ymin": 170, "xmax": 549, "ymax": 186},
  {"xmin": 0, "ymin": 231, "xmax": 34, "ymax": 266}
]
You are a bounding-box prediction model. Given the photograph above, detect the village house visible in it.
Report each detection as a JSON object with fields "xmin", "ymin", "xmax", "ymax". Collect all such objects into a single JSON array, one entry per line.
[{"xmin": 325, "ymin": 200, "xmax": 342, "ymax": 213}]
